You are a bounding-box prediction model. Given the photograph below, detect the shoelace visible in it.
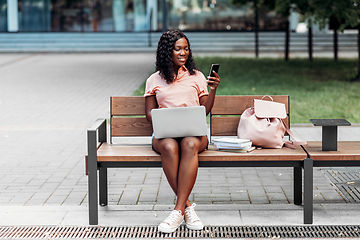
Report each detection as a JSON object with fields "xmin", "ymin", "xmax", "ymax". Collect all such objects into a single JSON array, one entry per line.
[
  {"xmin": 185, "ymin": 204, "xmax": 200, "ymax": 223},
  {"xmin": 164, "ymin": 210, "xmax": 182, "ymax": 225}
]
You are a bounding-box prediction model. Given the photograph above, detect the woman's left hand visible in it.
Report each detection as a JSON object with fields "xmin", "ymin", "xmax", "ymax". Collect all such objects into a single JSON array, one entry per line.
[{"xmin": 207, "ymin": 71, "xmax": 220, "ymax": 90}]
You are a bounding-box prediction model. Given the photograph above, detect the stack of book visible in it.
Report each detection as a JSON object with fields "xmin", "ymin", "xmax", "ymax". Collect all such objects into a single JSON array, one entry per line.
[{"xmin": 212, "ymin": 137, "xmax": 255, "ymax": 153}]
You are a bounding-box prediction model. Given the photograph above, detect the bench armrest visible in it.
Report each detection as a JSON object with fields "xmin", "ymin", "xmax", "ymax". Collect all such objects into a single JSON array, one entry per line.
[
  {"xmin": 86, "ymin": 118, "xmax": 107, "ymax": 175},
  {"xmin": 87, "ymin": 118, "xmax": 106, "ymax": 225},
  {"xmin": 88, "ymin": 118, "xmax": 107, "ymax": 142}
]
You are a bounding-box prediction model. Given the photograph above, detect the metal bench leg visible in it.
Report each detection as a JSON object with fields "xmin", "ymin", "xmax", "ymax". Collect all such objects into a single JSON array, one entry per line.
[
  {"xmin": 88, "ymin": 130, "xmax": 98, "ymax": 225},
  {"xmin": 303, "ymin": 158, "xmax": 313, "ymax": 224},
  {"xmin": 99, "ymin": 167, "xmax": 108, "ymax": 206},
  {"xmin": 294, "ymin": 167, "xmax": 302, "ymax": 205}
]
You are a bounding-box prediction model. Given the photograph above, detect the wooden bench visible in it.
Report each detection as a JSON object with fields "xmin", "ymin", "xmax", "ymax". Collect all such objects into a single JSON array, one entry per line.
[
  {"xmin": 86, "ymin": 95, "xmax": 313, "ymax": 225},
  {"xmin": 301, "ymin": 141, "xmax": 360, "ymax": 219}
]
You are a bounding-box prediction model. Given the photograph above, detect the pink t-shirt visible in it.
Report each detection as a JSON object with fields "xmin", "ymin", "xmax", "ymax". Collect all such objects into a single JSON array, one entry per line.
[{"xmin": 144, "ymin": 66, "xmax": 209, "ymax": 108}]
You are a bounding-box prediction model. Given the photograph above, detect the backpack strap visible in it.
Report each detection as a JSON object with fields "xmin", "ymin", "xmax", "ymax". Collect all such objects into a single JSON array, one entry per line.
[{"xmin": 281, "ymin": 119, "xmax": 307, "ymax": 149}]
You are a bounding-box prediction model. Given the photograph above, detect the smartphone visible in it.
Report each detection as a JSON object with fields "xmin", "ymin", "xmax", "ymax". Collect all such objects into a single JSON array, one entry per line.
[
  {"xmin": 208, "ymin": 63, "xmax": 220, "ymax": 77},
  {"xmin": 207, "ymin": 63, "xmax": 220, "ymax": 85}
]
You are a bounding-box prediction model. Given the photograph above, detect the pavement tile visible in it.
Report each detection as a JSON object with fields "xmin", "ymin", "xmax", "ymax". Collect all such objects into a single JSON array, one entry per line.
[
  {"xmin": 138, "ymin": 193, "xmax": 157, "ymax": 203},
  {"xmin": 1, "ymin": 210, "xmax": 66, "ymax": 226},
  {"xmin": 200, "ymin": 211, "xmax": 242, "ymax": 226},
  {"xmin": 249, "ymin": 197, "xmax": 270, "ymax": 204},
  {"xmin": 264, "ymin": 186, "xmax": 284, "ymax": 192},
  {"xmin": 243, "ymin": 180, "xmax": 263, "ymax": 186},
  {"xmin": 118, "ymin": 190, "xmax": 141, "ymax": 205},
  {"xmin": 240, "ymin": 208, "xmax": 304, "ymax": 225},
  {"xmin": 267, "ymin": 192, "xmax": 288, "ymax": 201},
  {"xmin": 247, "ymin": 189, "xmax": 267, "ymax": 197},
  {"xmin": 44, "ymin": 195, "xmax": 68, "ymax": 205},
  {"xmin": 229, "ymin": 193, "xmax": 250, "ymax": 201}
]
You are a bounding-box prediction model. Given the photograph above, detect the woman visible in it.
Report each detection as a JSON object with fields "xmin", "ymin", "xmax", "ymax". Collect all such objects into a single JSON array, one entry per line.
[{"xmin": 144, "ymin": 30, "xmax": 220, "ymax": 233}]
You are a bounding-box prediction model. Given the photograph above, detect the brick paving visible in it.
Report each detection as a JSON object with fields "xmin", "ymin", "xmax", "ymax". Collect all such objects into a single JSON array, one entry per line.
[
  {"xmin": 0, "ymin": 53, "xmax": 360, "ymax": 227},
  {"xmin": 0, "ymin": 53, "xmax": 155, "ymax": 207}
]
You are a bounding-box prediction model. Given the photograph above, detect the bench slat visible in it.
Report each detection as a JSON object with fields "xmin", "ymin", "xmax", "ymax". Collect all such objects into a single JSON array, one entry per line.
[
  {"xmin": 97, "ymin": 143, "xmax": 307, "ymax": 162},
  {"xmin": 211, "ymin": 117, "xmax": 239, "ymax": 136},
  {"xmin": 111, "ymin": 117, "xmax": 153, "ymax": 136},
  {"xmin": 303, "ymin": 141, "xmax": 360, "ymax": 161},
  {"xmin": 110, "ymin": 95, "xmax": 290, "ymax": 138},
  {"xmin": 111, "ymin": 96, "xmax": 145, "ymax": 116},
  {"xmin": 112, "ymin": 95, "xmax": 289, "ymax": 116},
  {"xmin": 212, "ymin": 95, "xmax": 289, "ymax": 115}
]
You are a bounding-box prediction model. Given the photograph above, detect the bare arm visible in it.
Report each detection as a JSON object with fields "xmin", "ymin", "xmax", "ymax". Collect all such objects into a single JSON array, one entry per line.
[
  {"xmin": 145, "ymin": 95, "xmax": 158, "ymax": 122},
  {"xmin": 200, "ymin": 71, "xmax": 220, "ymax": 115}
]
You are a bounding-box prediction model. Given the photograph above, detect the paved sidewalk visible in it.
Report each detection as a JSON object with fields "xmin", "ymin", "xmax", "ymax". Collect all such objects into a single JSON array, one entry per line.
[{"xmin": 0, "ymin": 53, "xmax": 360, "ymax": 230}]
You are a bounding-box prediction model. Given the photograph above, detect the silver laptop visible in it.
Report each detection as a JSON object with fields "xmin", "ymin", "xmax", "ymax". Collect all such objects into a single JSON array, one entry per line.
[{"xmin": 151, "ymin": 106, "xmax": 208, "ymax": 139}]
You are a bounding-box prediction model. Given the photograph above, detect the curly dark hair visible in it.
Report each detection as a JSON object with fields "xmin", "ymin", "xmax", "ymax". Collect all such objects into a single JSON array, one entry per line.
[{"xmin": 156, "ymin": 30, "xmax": 198, "ymax": 83}]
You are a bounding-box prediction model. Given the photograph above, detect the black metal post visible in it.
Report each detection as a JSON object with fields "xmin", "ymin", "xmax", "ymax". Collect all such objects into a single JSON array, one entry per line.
[
  {"xmin": 308, "ymin": 27, "xmax": 313, "ymax": 62},
  {"xmin": 99, "ymin": 119, "xmax": 107, "ymax": 143},
  {"xmin": 99, "ymin": 168, "xmax": 108, "ymax": 206},
  {"xmin": 285, "ymin": 20, "xmax": 290, "ymax": 61},
  {"xmin": 322, "ymin": 126, "xmax": 338, "ymax": 151},
  {"xmin": 148, "ymin": 8, "xmax": 153, "ymax": 47},
  {"xmin": 80, "ymin": 6, "xmax": 84, "ymax": 32},
  {"xmin": 88, "ymin": 130, "xmax": 98, "ymax": 225},
  {"xmin": 294, "ymin": 167, "xmax": 302, "ymax": 205},
  {"xmin": 87, "ymin": 119, "xmax": 106, "ymax": 225},
  {"xmin": 98, "ymin": 120, "xmax": 108, "ymax": 206},
  {"xmin": 255, "ymin": 7, "xmax": 259, "ymax": 58},
  {"xmin": 162, "ymin": 0, "xmax": 167, "ymax": 32},
  {"xmin": 304, "ymin": 158, "xmax": 313, "ymax": 224}
]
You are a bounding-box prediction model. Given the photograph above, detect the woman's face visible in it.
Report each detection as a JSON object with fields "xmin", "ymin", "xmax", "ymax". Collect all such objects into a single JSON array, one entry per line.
[{"xmin": 172, "ymin": 37, "xmax": 189, "ymax": 71}]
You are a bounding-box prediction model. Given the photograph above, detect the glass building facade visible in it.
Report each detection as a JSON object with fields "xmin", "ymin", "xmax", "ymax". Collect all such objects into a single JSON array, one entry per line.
[
  {"xmin": 0, "ymin": 0, "xmax": 7, "ymax": 32},
  {"xmin": 0, "ymin": 0, "xmax": 287, "ymax": 32}
]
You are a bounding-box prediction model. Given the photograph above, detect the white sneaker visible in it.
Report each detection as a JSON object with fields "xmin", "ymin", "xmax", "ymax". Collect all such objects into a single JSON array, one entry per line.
[
  {"xmin": 158, "ymin": 210, "xmax": 184, "ymax": 233},
  {"xmin": 184, "ymin": 203, "xmax": 204, "ymax": 230}
]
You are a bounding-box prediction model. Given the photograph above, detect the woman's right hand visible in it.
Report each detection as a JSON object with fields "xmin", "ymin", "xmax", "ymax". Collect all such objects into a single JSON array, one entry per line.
[
  {"xmin": 207, "ymin": 71, "xmax": 220, "ymax": 90},
  {"xmin": 201, "ymin": 71, "xmax": 220, "ymax": 115}
]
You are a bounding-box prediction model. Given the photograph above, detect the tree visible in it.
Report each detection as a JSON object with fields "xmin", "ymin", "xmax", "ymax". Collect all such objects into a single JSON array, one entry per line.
[
  {"xmin": 311, "ymin": 0, "xmax": 360, "ymax": 32},
  {"xmin": 278, "ymin": 0, "xmax": 360, "ymax": 80},
  {"xmin": 276, "ymin": 0, "xmax": 316, "ymax": 61},
  {"xmin": 232, "ymin": 0, "xmax": 290, "ymax": 59},
  {"xmin": 311, "ymin": 0, "xmax": 360, "ymax": 81}
]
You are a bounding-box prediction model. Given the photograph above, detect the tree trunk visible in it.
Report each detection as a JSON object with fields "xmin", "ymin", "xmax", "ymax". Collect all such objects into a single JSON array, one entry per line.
[
  {"xmin": 334, "ymin": 26, "xmax": 338, "ymax": 61},
  {"xmin": 358, "ymin": 25, "xmax": 360, "ymax": 79},
  {"xmin": 351, "ymin": 25, "xmax": 360, "ymax": 82},
  {"xmin": 308, "ymin": 27, "xmax": 313, "ymax": 61}
]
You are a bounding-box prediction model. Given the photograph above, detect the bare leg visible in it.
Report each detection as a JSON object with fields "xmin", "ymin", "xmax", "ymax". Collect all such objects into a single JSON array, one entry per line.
[
  {"xmin": 153, "ymin": 136, "xmax": 208, "ymax": 213},
  {"xmin": 174, "ymin": 136, "xmax": 208, "ymax": 213},
  {"xmin": 153, "ymin": 138, "xmax": 191, "ymax": 210}
]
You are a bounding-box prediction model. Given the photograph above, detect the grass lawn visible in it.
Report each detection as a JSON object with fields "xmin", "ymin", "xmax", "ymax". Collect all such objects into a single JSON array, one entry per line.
[{"xmin": 133, "ymin": 58, "xmax": 360, "ymax": 124}]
